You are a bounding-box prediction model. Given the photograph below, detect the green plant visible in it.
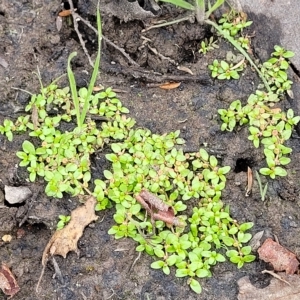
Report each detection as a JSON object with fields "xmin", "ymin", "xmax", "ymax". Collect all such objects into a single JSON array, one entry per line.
[
  {"xmin": 0, "ymin": 119, "xmax": 15, "ymax": 141},
  {"xmin": 218, "ymin": 47, "xmax": 299, "ymax": 179},
  {"xmin": 0, "ymin": 4, "xmax": 257, "ymax": 295},
  {"xmin": 199, "ymin": 37, "xmax": 219, "ymax": 54},
  {"xmin": 67, "ymin": 8, "xmax": 102, "ymax": 129},
  {"xmin": 218, "ymin": 11, "xmax": 252, "ymax": 37},
  {"xmin": 154, "ymin": 0, "xmax": 271, "ymax": 91},
  {"xmin": 255, "ymin": 171, "xmax": 268, "ymax": 201},
  {"xmin": 56, "ymin": 215, "xmax": 71, "ymax": 230},
  {"xmin": 208, "ymin": 59, "xmax": 244, "ymax": 79}
]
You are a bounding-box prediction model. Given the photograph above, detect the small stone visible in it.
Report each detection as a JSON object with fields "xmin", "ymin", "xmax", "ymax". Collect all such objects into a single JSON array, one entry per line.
[
  {"xmin": 2, "ymin": 234, "xmax": 12, "ymax": 242},
  {"xmin": 4, "ymin": 186, "xmax": 32, "ymax": 204}
]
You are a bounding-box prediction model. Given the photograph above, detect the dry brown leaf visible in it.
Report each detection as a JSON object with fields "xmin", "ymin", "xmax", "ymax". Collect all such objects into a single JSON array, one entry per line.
[
  {"xmin": 135, "ymin": 189, "xmax": 183, "ymax": 227},
  {"xmin": 177, "ymin": 66, "xmax": 194, "ymax": 75},
  {"xmin": 159, "ymin": 82, "xmax": 181, "ymax": 90},
  {"xmin": 59, "ymin": 10, "xmax": 72, "ymax": 17},
  {"xmin": 0, "ymin": 264, "xmax": 20, "ymax": 298},
  {"xmin": 42, "ymin": 196, "xmax": 98, "ymax": 266},
  {"xmin": 238, "ymin": 273, "xmax": 300, "ymax": 300},
  {"xmin": 258, "ymin": 238, "xmax": 299, "ymax": 274}
]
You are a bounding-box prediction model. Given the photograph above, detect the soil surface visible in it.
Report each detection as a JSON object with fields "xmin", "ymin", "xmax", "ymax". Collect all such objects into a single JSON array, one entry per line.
[{"xmin": 1, "ymin": 1, "xmax": 300, "ymax": 299}]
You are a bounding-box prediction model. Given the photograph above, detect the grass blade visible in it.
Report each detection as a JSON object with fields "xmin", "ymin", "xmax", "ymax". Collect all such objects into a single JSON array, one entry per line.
[
  {"xmin": 67, "ymin": 52, "xmax": 81, "ymax": 128},
  {"xmin": 80, "ymin": 6, "xmax": 102, "ymax": 126}
]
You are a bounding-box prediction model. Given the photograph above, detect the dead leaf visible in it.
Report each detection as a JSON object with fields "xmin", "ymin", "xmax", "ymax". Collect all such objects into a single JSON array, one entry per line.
[
  {"xmin": 249, "ymin": 230, "xmax": 264, "ymax": 252},
  {"xmin": 56, "ymin": 16, "xmax": 63, "ymax": 32},
  {"xmin": 177, "ymin": 66, "xmax": 194, "ymax": 75},
  {"xmin": 135, "ymin": 189, "xmax": 183, "ymax": 227},
  {"xmin": 59, "ymin": 10, "xmax": 72, "ymax": 17},
  {"xmin": 238, "ymin": 273, "xmax": 300, "ymax": 300},
  {"xmin": 257, "ymin": 238, "xmax": 299, "ymax": 274},
  {"xmin": 245, "ymin": 166, "xmax": 253, "ymax": 197},
  {"xmin": 159, "ymin": 82, "xmax": 181, "ymax": 90},
  {"xmin": 0, "ymin": 264, "xmax": 20, "ymax": 298},
  {"xmin": 42, "ymin": 196, "xmax": 98, "ymax": 266}
]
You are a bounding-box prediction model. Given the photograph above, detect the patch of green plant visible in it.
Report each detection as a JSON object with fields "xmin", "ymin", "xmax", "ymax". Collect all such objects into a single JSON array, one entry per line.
[
  {"xmin": 218, "ymin": 46, "xmax": 299, "ymax": 179},
  {"xmin": 0, "ymin": 88, "xmax": 256, "ymax": 294},
  {"xmin": 56, "ymin": 214, "xmax": 71, "ymax": 230},
  {"xmin": 90, "ymin": 129, "xmax": 255, "ymax": 294},
  {"xmin": 218, "ymin": 11, "xmax": 252, "ymax": 37},
  {"xmin": 0, "ymin": 4, "xmax": 257, "ymax": 295},
  {"xmin": 208, "ymin": 58, "xmax": 244, "ymax": 79},
  {"xmin": 199, "ymin": 36, "xmax": 219, "ymax": 54},
  {"xmin": 154, "ymin": 0, "xmax": 271, "ymax": 91}
]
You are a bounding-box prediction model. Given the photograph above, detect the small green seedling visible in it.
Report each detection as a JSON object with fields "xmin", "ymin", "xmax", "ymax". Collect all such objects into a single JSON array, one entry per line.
[
  {"xmin": 255, "ymin": 171, "xmax": 268, "ymax": 201},
  {"xmin": 56, "ymin": 215, "xmax": 71, "ymax": 230},
  {"xmin": 199, "ymin": 37, "xmax": 219, "ymax": 54},
  {"xmin": 208, "ymin": 59, "xmax": 244, "ymax": 79}
]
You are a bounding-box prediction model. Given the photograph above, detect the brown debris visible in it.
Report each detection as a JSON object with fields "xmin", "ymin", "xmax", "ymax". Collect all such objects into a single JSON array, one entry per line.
[
  {"xmin": 257, "ymin": 238, "xmax": 299, "ymax": 274},
  {"xmin": 135, "ymin": 189, "xmax": 183, "ymax": 227},
  {"xmin": 41, "ymin": 196, "xmax": 98, "ymax": 266},
  {"xmin": 0, "ymin": 264, "xmax": 20, "ymax": 298},
  {"xmin": 238, "ymin": 273, "xmax": 300, "ymax": 300},
  {"xmin": 159, "ymin": 82, "xmax": 181, "ymax": 90}
]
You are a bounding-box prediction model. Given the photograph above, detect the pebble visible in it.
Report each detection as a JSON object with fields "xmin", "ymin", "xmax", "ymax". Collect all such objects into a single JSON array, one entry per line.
[{"xmin": 4, "ymin": 185, "xmax": 32, "ymax": 204}]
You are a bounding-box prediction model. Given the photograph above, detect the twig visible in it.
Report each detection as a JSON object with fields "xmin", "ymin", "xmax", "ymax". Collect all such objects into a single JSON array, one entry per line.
[
  {"xmin": 147, "ymin": 45, "xmax": 177, "ymax": 65},
  {"xmin": 72, "ymin": 12, "xmax": 139, "ymax": 67},
  {"xmin": 52, "ymin": 257, "xmax": 64, "ymax": 284},
  {"xmin": 129, "ymin": 251, "xmax": 142, "ymax": 272},
  {"xmin": 261, "ymin": 270, "xmax": 291, "ymax": 286},
  {"xmin": 68, "ymin": 0, "xmax": 93, "ymax": 67},
  {"xmin": 101, "ymin": 60, "xmax": 211, "ymax": 84},
  {"xmin": 19, "ymin": 186, "xmax": 41, "ymax": 227}
]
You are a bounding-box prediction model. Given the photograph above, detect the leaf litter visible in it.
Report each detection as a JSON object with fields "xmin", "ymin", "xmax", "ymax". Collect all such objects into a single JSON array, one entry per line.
[{"xmin": 36, "ymin": 196, "xmax": 98, "ymax": 292}]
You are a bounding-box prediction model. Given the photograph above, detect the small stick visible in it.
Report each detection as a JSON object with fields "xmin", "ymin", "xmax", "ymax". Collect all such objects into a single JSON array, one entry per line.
[
  {"xmin": 262, "ymin": 270, "xmax": 291, "ymax": 286},
  {"xmin": 72, "ymin": 12, "xmax": 139, "ymax": 67},
  {"xmin": 129, "ymin": 251, "xmax": 142, "ymax": 272},
  {"xmin": 68, "ymin": 0, "xmax": 93, "ymax": 67}
]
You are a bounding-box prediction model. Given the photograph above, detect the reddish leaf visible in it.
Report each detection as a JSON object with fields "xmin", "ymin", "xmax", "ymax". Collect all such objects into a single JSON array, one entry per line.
[
  {"xmin": 135, "ymin": 189, "xmax": 183, "ymax": 227},
  {"xmin": 0, "ymin": 264, "xmax": 20, "ymax": 298},
  {"xmin": 258, "ymin": 238, "xmax": 299, "ymax": 274}
]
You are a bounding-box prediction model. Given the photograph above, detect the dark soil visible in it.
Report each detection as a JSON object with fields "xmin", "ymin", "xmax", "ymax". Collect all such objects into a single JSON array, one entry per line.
[{"xmin": 1, "ymin": 1, "xmax": 300, "ymax": 299}]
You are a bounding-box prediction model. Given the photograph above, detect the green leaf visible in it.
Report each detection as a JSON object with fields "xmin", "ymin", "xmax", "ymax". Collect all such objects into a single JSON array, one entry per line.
[
  {"xmin": 260, "ymin": 168, "xmax": 272, "ymax": 176},
  {"xmin": 241, "ymin": 246, "xmax": 252, "ymax": 255},
  {"xmin": 199, "ymin": 149, "xmax": 209, "ymax": 161},
  {"xmin": 154, "ymin": 247, "xmax": 165, "ymax": 258},
  {"xmin": 196, "ymin": 268, "xmax": 210, "ymax": 278},
  {"xmin": 189, "ymin": 279, "xmax": 202, "ymax": 294},
  {"xmin": 151, "ymin": 260, "xmax": 164, "ymax": 269},
  {"xmin": 104, "ymin": 170, "xmax": 113, "ymax": 179},
  {"xmin": 111, "ymin": 143, "xmax": 122, "ymax": 153},
  {"xmin": 274, "ymin": 167, "xmax": 287, "ymax": 177},
  {"xmin": 22, "ymin": 140, "xmax": 35, "ymax": 154},
  {"xmin": 159, "ymin": 0, "xmax": 194, "ymax": 10},
  {"xmin": 239, "ymin": 222, "xmax": 254, "ymax": 232},
  {"xmin": 209, "ymin": 155, "xmax": 218, "ymax": 167},
  {"xmin": 220, "ymin": 60, "xmax": 229, "ymax": 70},
  {"xmin": 175, "ymin": 268, "xmax": 189, "ymax": 277},
  {"xmin": 243, "ymin": 254, "xmax": 256, "ymax": 262}
]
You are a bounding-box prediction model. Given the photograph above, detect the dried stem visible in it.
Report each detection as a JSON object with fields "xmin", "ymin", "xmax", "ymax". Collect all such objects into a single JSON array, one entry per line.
[{"xmin": 68, "ymin": 0, "xmax": 93, "ymax": 67}]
